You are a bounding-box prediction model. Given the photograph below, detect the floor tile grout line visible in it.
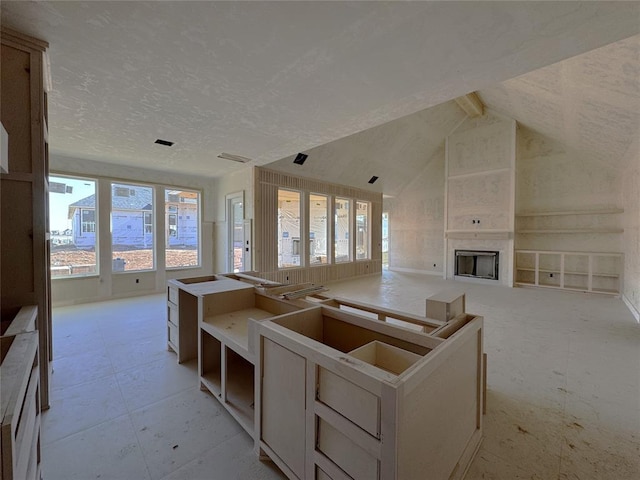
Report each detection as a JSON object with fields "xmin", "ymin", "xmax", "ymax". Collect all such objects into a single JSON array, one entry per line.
[
  {"xmin": 40, "ymin": 410, "xmax": 132, "ymax": 447},
  {"xmin": 154, "ymin": 430, "xmax": 250, "ymax": 480}
]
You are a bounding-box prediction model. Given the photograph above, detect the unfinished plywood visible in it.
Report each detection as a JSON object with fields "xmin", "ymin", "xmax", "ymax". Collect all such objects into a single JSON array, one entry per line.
[
  {"xmin": 426, "ymin": 290, "xmax": 466, "ymax": 322},
  {"xmin": 1, "ymin": 330, "xmax": 41, "ymax": 480},
  {"xmin": 255, "ymin": 303, "xmax": 484, "ymax": 480},
  {"xmin": 261, "ymin": 338, "xmax": 307, "ymax": 480},
  {"xmin": 1, "ymin": 27, "xmax": 51, "ymax": 411}
]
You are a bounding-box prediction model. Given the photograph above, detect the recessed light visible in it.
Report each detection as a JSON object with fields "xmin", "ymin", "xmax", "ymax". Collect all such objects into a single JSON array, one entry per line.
[
  {"xmin": 155, "ymin": 139, "xmax": 174, "ymax": 147},
  {"xmin": 217, "ymin": 153, "xmax": 252, "ymax": 163},
  {"xmin": 368, "ymin": 176, "xmax": 379, "ymax": 184},
  {"xmin": 293, "ymin": 153, "xmax": 308, "ymax": 165}
]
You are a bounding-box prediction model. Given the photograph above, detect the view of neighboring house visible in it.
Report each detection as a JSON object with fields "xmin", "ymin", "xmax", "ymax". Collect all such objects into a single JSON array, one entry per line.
[{"xmin": 67, "ymin": 185, "xmax": 197, "ymax": 249}]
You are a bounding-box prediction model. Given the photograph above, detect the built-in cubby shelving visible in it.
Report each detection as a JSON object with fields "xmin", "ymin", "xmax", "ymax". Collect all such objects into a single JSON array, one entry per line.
[
  {"xmin": 514, "ymin": 208, "xmax": 624, "ymax": 295},
  {"xmin": 515, "ymin": 250, "xmax": 622, "ymax": 295}
]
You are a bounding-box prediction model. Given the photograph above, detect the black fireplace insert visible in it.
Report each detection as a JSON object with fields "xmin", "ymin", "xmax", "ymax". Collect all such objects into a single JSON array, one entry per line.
[{"xmin": 455, "ymin": 250, "xmax": 499, "ymax": 280}]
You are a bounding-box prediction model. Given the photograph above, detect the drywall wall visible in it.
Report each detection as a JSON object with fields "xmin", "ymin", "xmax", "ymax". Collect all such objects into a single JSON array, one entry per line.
[
  {"xmin": 49, "ymin": 154, "xmax": 215, "ymax": 305},
  {"xmin": 386, "ymin": 146, "xmax": 445, "ymax": 275},
  {"xmin": 445, "ymin": 112, "xmax": 516, "ymax": 286},
  {"xmin": 516, "ymin": 127, "xmax": 624, "ymax": 253},
  {"xmin": 622, "ymin": 143, "xmax": 640, "ymax": 320}
]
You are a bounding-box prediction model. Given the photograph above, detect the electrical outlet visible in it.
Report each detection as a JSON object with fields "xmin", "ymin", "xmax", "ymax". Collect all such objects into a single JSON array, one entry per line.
[
  {"xmin": 549, "ymin": 273, "xmax": 553, "ymax": 278},
  {"xmin": 433, "ymin": 263, "xmax": 436, "ymax": 267},
  {"xmin": 136, "ymin": 278, "xmax": 140, "ymax": 283}
]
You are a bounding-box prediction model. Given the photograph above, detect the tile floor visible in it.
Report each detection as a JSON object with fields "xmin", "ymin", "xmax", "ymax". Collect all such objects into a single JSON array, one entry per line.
[{"xmin": 43, "ymin": 271, "xmax": 640, "ymax": 479}]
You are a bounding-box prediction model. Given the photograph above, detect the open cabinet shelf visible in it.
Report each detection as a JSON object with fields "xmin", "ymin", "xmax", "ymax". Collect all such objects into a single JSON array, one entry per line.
[{"xmin": 515, "ymin": 250, "xmax": 622, "ymax": 295}]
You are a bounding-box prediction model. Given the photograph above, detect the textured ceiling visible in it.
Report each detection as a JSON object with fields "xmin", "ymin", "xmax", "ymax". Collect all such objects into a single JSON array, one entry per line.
[
  {"xmin": 479, "ymin": 34, "xmax": 640, "ymax": 170},
  {"xmin": 1, "ymin": 1, "xmax": 639, "ymax": 190}
]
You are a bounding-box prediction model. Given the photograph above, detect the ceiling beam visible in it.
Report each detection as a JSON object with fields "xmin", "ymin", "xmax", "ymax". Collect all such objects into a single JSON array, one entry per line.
[{"xmin": 455, "ymin": 93, "xmax": 484, "ymax": 117}]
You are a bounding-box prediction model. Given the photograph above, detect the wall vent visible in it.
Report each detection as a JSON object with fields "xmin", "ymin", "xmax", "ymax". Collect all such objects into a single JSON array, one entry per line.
[
  {"xmin": 368, "ymin": 176, "xmax": 379, "ymax": 184},
  {"xmin": 155, "ymin": 139, "xmax": 174, "ymax": 147}
]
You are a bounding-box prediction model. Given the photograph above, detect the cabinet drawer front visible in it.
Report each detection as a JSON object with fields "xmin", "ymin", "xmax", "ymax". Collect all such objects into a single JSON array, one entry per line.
[
  {"xmin": 168, "ymin": 286, "xmax": 178, "ymax": 304},
  {"xmin": 168, "ymin": 321, "xmax": 179, "ymax": 348},
  {"xmin": 168, "ymin": 302, "xmax": 178, "ymax": 325},
  {"xmin": 317, "ymin": 419, "xmax": 378, "ymax": 480},
  {"xmin": 318, "ymin": 369, "xmax": 379, "ymax": 438}
]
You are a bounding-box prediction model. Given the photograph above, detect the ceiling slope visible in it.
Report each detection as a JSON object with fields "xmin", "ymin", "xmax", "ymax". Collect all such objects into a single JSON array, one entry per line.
[
  {"xmin": 479, "ymin": 34, "xmax": 640, "ymax": 171},
  {"xmin": 2, "ymin": 1, "xmax": 639, "ymax": 183}
]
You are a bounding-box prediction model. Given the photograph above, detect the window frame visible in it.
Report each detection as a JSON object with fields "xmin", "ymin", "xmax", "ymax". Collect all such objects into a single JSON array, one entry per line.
[
  {"xmin": 277, "ymin": 188, "xmax": 303, "ymax": 269},
  {"xmin": 165, "ymin": 188, "xmax": 202, "ymax": 270},
  {"xmin": 49, "ymin": 173, "xmax": 100, "ymax": 279},
  {"xmin": 111, "ymin": 181, "xmax": 156, "ymax": 273},
  {"xmin": 334, "ymin": 196, "xmax": 352, "ymax": 264}
]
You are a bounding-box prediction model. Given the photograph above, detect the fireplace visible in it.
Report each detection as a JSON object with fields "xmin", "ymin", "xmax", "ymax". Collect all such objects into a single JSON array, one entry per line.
[{"xmin": 455, "ymin": 250, "xmax": 499, "ymax": 280}]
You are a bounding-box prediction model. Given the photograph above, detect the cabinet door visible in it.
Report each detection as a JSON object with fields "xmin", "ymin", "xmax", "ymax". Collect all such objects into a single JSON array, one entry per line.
[{"xmin": 261, "ymin": 338, "xmax": 306, "ymax": 479}]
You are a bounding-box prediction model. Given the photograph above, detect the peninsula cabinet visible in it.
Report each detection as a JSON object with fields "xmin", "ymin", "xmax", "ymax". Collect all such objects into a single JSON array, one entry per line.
[
  {"xmin": 1, "ymin": 27, "xmax": 51, "ymax": 410},
  {"xmin": 254, "ymin": 306, "xmax": 484, "ymax": 480},
  {"xmin": 199, "ymin": 289, "xmax": 303, "ymax": 434},
  {"xmin": 167, "ymin": 275, "xmax": 254, "ymax": 363}
]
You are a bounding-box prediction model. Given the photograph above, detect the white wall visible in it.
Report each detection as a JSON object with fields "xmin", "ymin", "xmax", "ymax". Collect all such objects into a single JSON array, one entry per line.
[
  {"xmin": 622, "ymin": 143, "xmax": 640, "ymax": 320},
  {"xmin": 386, "ymin": 146, "xmax": 445, "ymax": 275},
  {"xmin": 516, "ymin": 128, "xmax": 624, "ymax": 253},
  {"xmin": 50, "ymin": 154, "xmax": 216, "ymax": 305}
]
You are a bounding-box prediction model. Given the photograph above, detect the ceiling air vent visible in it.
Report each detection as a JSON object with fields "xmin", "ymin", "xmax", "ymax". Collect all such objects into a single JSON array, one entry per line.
[
  {"xmin": 368, "ymin": 176, "xmax": 379, "ymax": 184},
  {"xmin": 155, "ymin": 139, "xmax": 174, "ymax": 147},
  {"xmin": 293, "ymin": 153, "xmax": 308, "ymax": 165},
  {"xmin": 217, "ymin": 153, "xmax": 252, "ymax": 163}
]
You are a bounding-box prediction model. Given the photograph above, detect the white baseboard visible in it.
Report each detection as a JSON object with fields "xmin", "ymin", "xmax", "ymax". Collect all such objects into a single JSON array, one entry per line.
[
  {"xmin": 622, "ymin": 294, "xmax": 640, "ymax": 323},
  {"xmin": 389, "ymin": 267, "xmax": 444, "ymax": 277}
]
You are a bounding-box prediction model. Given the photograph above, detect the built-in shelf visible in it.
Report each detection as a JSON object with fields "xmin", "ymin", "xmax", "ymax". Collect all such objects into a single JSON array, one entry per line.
[
  {"xmin": 516, "ymin": 208, "xmax": 624, "ymax": 217},
  {"xmin": 518, "ymin": 228, "xmax": 623, "ymax": 234},
  {"xmin": 515, "ymin": 250, "xmax": 622, "ymax": 296},
  {"xmin": 516, "ymin": 267, "xmax": 619, "ymax": 278}
]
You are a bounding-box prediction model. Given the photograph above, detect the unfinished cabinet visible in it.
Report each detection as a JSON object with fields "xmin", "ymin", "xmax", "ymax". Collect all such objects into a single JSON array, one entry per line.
[
  {"xmin": 199, "ymin": 288, "xmax": 302, "ymax": 434},
  {"xmin": 1, "ymin": 306, "xmax": 42, "ymax": 480},
  {"xmin": 515, "ymin": 250, "xmax": 622, "ymax": 295},
  {"xmin": 254, "ymin": 305, "xmax": 484, "ymax": 480},
  {"xmin": 167, "ymin": 275, "xmax": 253, "ymax": 363},
  {"xmin": 1, "ymin": 28, "xmax": 51, "ymax": 409}
]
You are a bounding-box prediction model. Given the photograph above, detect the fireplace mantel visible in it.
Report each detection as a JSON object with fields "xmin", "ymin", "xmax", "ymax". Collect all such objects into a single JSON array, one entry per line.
[{"xmin": 446, "ymin": 230, "xmax": 512, "ymax": 240}]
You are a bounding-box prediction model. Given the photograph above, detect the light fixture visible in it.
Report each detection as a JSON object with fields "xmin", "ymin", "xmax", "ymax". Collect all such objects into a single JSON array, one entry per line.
[
  {"xmin": 217, "ymin": 153, "xmax": 252, "ymax": 163},
  {"xmin": 293, "ymin": 153, "xmax": 308, "ymax": 165},
  {"xmin": 368, "ymin": 176, "xmax": 379, "ymax": 184}
]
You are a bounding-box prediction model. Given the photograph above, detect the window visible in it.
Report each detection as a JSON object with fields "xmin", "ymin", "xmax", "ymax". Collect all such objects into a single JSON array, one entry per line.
[
  {"xmin": 49, "ymin": 175, "xmax": 98, "ymax": 277},
  {"xmin": 81, "ymin": 209, "xmax": 96, "ymax": 233},
  {"xmin": 382, "ymin": 212, "xmax": 389, "ymax": 268},
  {"xmin": 356, "ymin": 201, "xmax": 370, "ymax": 260},
  {"xmin": 309, "ymin": 194, "xmax": 328, "ymax": 265},
  {"xmin": 278, "ymin": 189, "xmax": 301, "ymax": 268},
  {"xmin": 111, "ymin": 182, "xmax": 154, "ymax": 272},
  {"xmin": 334, "ymin": 197, "xmax": 352, "ymax": 263},
  {"xmin": 165, "ymin": 189, "xmax": 200, "ymax": 268},
  {"xmin": 144, "ymin": 212, "xmax": 153, "ymax": 234}
]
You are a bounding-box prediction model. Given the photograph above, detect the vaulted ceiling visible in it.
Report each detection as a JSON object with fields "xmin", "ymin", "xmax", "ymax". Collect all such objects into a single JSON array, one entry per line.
[{"xmin": 2, "ymin": 1, "xmax": 639, "ymax": 194}]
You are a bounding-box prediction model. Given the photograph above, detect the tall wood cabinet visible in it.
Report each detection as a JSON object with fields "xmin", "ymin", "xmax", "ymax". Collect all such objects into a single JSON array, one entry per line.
[{"xmin": 1, "ymin": 28, "xmax": 51, "ymax": 409}]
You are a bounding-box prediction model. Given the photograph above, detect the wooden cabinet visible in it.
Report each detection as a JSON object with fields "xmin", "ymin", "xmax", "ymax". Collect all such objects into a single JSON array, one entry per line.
[
  {"xmin": 515, "ymin": 209, "xmax": 624, "ymax": 295},
  {"xmin": 1, "ymin": 306, "xmax": 42, "ymax": 480},
  {"xmin": 198, "ymin": 288, "xmax": 302, "ymax": 434},
  {"xmin": 166, "ymin": 276, "xmax": 233, "ymax": 363},
  {"xmin": 254, "ymin": 305, "xmax": 484, "ymax": 480},
  {"xmin": 515, "ymin": 250, "xmax": 622, "ymax": 295},
  {"xmin": 1, "ymin": 28, "xmax": 51, "ymax": 409}
]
